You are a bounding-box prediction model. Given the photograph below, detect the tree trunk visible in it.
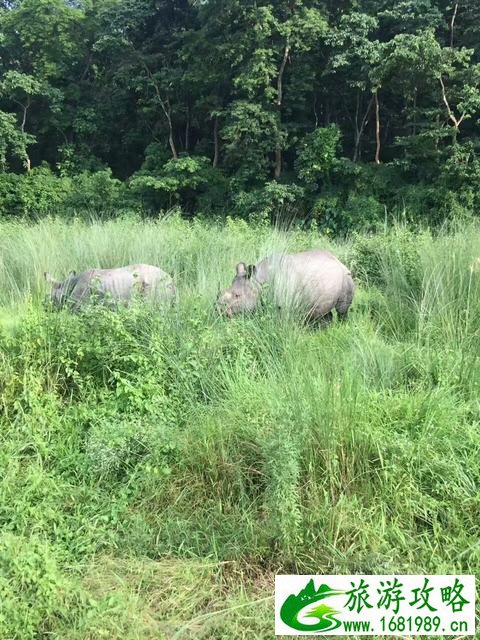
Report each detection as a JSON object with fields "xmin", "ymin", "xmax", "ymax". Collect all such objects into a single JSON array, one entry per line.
[
  {"xmin": 353, "ymin": 92, "xmax": 372, "ymax": 163},
  {"xmin": 452, "ymin": 126, "xmax": 458, "ymax": 146},
  {"xmin": 353, "ymin": 91, "xmax": 360, "ymax": 162},
  {"xmin": 274, "ymin": 39, "xmax": 290, "ymax": 180},
  {"xmin": 156, "ymin": 93, "xmax": 178, "ymax": 159},
  {"xmin": 20, "ymin": 104, "xmax": 27, "ymax": 134},
  {"xmin": 185, "ymin": 105, "xmax": 190, "ymax": 152},
  {"xmin": 450, "ymin": 2, "xmax": 459, "ymax": 48},
  {"xmin": 20, "ymin": 102, "xmax": 31, "ymax": 172},
  {"xmin": 168, "ymin": 129, "xmax": 178, "ymax": 159},
  {"xmin": 142, "ymin": 62, "xmax": 178, "ymax": 159},
  {"xmin": 439, "ymin": 76, "xmax": 464, "ymax": 147},
  {"xmin": 213, "ymin": 116, "xmax": 219, "ymax": 168},
  {"xmin": 313, "ymin": 92, "xmax": 319, "ymax": 128},
  {"xmin": 165, "ymin": 102, "xmax": 178, "ymax": 159},
  {"xmin": 412, "ymin": 87, "xmax": 417, "ymax": 136},
  {"xmin": 374, "ymin": 89, "xmax": 381, "ymax": 164}
]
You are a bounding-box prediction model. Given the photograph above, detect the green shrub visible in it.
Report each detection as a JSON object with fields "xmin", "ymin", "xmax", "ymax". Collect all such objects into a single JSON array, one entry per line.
[
  {"xmin": 0, "ymin": 167, "xmax": 71, "ymax": 218},
  {"xmin": 14, "ymin": 304, "xmax": 174, "ymax": 410},
  {"xmin": 85, "ymin": 415, "xmax": 176, "ymax": 480},
  {"xmin": 312, "ymin": 192, "xmax": 385, "ymax": 234},
  {"xmin": 0, "ymin": 172, "xmax": 23, "ymax": 217},
  {"xmin": 65, "ymin": 170, "xmax": 124, "ymax": 214},
  {"xmin": 233, "ymin": 181, "xmax": 305, "ymax": 223},
  {"xmin": 129, "ymin": 155, "xmax": 224, "ymax": 214},
  {"xmin": 0, "ymin": 168, "xmax": 126, "ymax": 219},
  {"xmin": 351, "ymin": 226, "xmax": 424, "ymax": 289},
  {"xmin": 295, "ymin": 124, "xmax": 341, "ymax": 188},
  {"xmin": 0, "ymin": 534, "xmax": 77, "ymax": 639}
]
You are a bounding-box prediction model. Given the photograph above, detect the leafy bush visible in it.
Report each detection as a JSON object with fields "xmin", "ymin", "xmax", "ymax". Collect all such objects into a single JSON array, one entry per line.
[
  {"xmin": 233, "ymin": 181, "xmax": 305, "ymax": 223},
  {"xmin": 0, "ymin": 110, "xmax": 34, "ymax": 171},
  {"xmin": 85, "ymin": 415, "xmax": 176, "ymax": 480},
  {"xmin": 295, "ymin": 124, "xmax": 341, "ymax": 187},
  {"xmin": 0, "ymin": 167, "xmax": 71, "ymax": 218},
  {"xmin": 129, "ymin": 155, "xmax": 224, "ymax": 213},
  {"xmin": 65, "ymin": 170, "xmax": 123, "ymax": 214},
  {"xmin": 440, "ymin": 142, "xmax": 480, "ymax": 201},
  {"xmin": 56, "ymin": 143, "xmax": 108, "ymax": 177},
  {"xmin": 351, "ymin": 226, "xmax": 425, "ymax": 289},
  {"xmin": 0, "ymin": 168, "xmax": 125, "ymax": 219},
  {"xmin": 0, "ymin": 534, "xmax": 77, "ymax": 639},
  {"xmin": 15, "ymin": 304, "xmax": 174, "ymax": 409},
  {"xmin": 312, "ymin": 192, "xmax": 385, "ymax": 234}
]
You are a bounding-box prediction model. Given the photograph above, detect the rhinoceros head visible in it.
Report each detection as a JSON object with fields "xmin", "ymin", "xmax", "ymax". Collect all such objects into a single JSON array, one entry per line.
[
  {"xmin": 217, "ymin": 262, "xmax": 260, "ymax": 317},
  {"xmin": 44, "ymin": 271, "xmax": 77, "ymax": 308}
]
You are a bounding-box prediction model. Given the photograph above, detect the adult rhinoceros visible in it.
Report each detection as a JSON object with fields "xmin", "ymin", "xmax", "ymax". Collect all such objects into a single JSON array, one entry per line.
[
  {"xmin": 44, "ymin": 264, "xmax": 176, "ymax": 309},
  {"xmin": 217, "ymin": 250, "xmax": 354, "ymax": 323}
]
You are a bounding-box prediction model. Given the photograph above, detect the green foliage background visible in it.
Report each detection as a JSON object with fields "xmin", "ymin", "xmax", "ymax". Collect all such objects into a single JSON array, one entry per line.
[{"xmin": 1, "ymin": 0, "xmax": 480, "ymax": 228}]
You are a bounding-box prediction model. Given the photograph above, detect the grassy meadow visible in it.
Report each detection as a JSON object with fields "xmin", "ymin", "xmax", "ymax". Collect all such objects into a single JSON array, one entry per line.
[{"xmin": 0, "ymin": 214, "xmax": 479, "ymax": 638}]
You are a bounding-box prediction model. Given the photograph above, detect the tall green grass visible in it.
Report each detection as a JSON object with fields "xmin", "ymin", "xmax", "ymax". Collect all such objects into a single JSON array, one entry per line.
[{"xmin": 0, "ymin": 215, "xmax": 479, "ymax": 638}]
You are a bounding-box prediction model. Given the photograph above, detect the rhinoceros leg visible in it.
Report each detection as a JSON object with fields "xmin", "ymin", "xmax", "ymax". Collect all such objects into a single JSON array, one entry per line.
[
  {"xmin": 307, "ymin": 310, "xmax": 333, "ymax": 329},
  {"xmin": 320, "ymin": 311, "xmax": 333, "ymax": 327},
  {"xmin": 335, "ymin": 273, "xmax": 355, "ymax": 320}
]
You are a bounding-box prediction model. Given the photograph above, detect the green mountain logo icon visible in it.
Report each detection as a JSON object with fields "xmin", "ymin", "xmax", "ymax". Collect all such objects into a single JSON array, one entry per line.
[{"xmin": 280, "ymin": 579, "xmax": 344, "ymax": 632}]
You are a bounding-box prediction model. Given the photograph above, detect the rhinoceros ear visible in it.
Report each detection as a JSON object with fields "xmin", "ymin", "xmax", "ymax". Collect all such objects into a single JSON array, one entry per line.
[
  {"xmin": 246, "ymin": 264, "xmax": 255, "ymax": 279},
  {"xmin": 235, "ymin": 262, "xmax": 247, "ymax": 277},
  {"xmin": 68, "ymin": 270, "xmax": 77, "ymax": 278},
  {"xmin": 44, "ymin": 272, "xmax": 59, "ymax": 285}
]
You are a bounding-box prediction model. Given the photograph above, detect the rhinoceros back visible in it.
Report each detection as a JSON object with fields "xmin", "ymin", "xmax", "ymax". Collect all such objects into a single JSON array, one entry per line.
[
  {"xmin": 255, "ymin": 250, "xmax": 353, "ymax": 319},
  {"xmin": 69, "ymin": 264, "xmax": 174, "ymax": 306}
]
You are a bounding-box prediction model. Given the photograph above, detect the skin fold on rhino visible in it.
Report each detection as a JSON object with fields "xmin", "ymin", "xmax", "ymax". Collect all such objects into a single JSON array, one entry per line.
[
  {"xmin": 217, "ymin": 250, "xmax": 355, "ymax": 324},
  {"xmin": 44, "ymin": 264, "xmax": 176, "ymax": 310}
]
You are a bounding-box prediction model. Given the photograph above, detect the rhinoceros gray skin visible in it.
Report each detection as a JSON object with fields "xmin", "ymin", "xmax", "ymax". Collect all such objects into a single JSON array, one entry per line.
[
  {"xmin": 45, "ymin": 264, "xmax": 176, "ymax": 309},
  {"xmin": 217, "ymin": 250, "xmax": 355, "ymax": 322}
]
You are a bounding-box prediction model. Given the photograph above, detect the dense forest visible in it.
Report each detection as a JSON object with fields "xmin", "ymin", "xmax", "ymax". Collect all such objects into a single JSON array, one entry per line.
[{"xmin": 1, "ymin": 0, "xmax": 480, "ymax": 228}]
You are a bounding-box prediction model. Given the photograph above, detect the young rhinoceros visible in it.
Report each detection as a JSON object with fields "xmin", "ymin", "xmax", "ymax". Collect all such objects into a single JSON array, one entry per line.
[
  {"xmin": 217, "ymin": 250, "xmax": 354, "ymax": 323},
  {"xmin": 45, "ymin": 264, "xmax": 176, "ymax": 310}
]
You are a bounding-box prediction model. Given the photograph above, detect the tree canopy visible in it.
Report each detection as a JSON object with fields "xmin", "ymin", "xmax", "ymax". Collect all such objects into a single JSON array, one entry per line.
[{"xmin": 1, "ymin": 0, "xmax": 479, "ymax": 227}]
